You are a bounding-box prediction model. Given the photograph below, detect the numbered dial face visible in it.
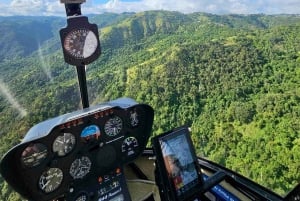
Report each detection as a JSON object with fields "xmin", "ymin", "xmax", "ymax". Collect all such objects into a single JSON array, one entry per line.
[
  {"xmin": 130, "ymin": 110, "xmax": 139, "ymax": 127},
  {"xmin": 64, "ymin": 29, "xmax": 98, "ymax": 59},
  {"xmin": 104, "ymin": 116, "xmax": 123, "ymax": 137},
  {"xmin": 53, "ymin": 133, "xmax": 76, "ymax": 156},
  {"xmin": 39, "ymin": 168, "xmax": 63, "ymax": 193},
  {"xmin": 75, "ymin": 193, "xmax": 89, "ymax": 201},
  {"xmin": 69, "ymin": 156, "xmax": 92, "ymax": 179},
  {"xmin": 21, "ymin": 143, "xmax": 48, "ymax": 167},
  {"xmin": 122, "ymin": 137, "xmax": 139, "ymax": 156}
]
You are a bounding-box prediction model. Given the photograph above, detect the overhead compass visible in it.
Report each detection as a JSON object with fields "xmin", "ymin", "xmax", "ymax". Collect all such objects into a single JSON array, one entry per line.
[
  {"xmin": 63, "ymin": 29, "xmax": 98, "ymax": 59},
  {"xmin": 60, "ymin": 16, "xmax": 101, "ymax": 66}
]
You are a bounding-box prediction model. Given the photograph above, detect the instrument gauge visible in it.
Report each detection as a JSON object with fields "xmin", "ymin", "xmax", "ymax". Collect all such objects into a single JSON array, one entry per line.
[
  {"xmin": 53, "ymin": 133, "xmax": 76, "ymax": 156},
  {"xmin": 81, "ymin": 125, "xmax": 101, "ymax": 142},
  {"xmin": 64, "ymin": 29, "xmax": 98, "ymax": 59},
  {"xmin": 75, "ymin": 193, "xmax": 89, "ymax": 201},
  {"xmin": 38, "ymin": 168, "xmax": 63, "ymax": 193},
  {"xmin": 21, "ymin": 143, "xmax": 48, "ymax": 167},
  {"xmin": 104, "ymin": 116, "xmax": 123, "ymax": 137},
  {"xmin": 121, "ymin": 137, "xmax": 139, "ymax": 156},
  {"xmin": 130, "ymin": 109, "xmax": 139, "ymax": 127},
  {"xmin": 69, "ymin": 156, "xmax": 91, "ymax": 179},
  {"xmin": 59, "ymin": 16, "xmax": 101, "ymax": 66}
]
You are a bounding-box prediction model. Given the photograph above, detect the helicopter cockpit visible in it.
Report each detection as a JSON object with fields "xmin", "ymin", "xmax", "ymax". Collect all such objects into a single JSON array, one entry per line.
[
  {"xmin": 0, "ymin": 1, "xmax": 299, "ymax": 201},
  {"xmin": 0, "ymin": 98, "xmax": 155, "ymax": 201},
  {"xmin": 1, "ymin": 96, "xmax": 300, "ymax": 201}
]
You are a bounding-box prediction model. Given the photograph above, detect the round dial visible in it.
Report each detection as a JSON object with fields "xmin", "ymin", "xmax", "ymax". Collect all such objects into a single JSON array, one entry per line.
[
  {"xmin": 75, "ymin": 193, "xmax": 89, "ymax": 201},
  {"xmin": 64, "ymin": 29, "xmax": 98, "ymax": 59},
  {"xmin": 21, "ymin": 143, "xmax": 48, "ymax": 167},
  {"xmin": 69, "ymin": 156, "xmax": 92, "ymax": 179},
  {"xmin": 39, "ymin": 168, "xmax": 63, "ymax": 193},
  {"xmin": 130, "ymin": 109, "xmax": 139, "ymax": 127},
  {"xmin": 53, "ymin": 133, "xmax": 76, "ymax": 156},
  {"xmin": 104, "ymin": 116, "xmax": 123, "ymax": 137},
  {"xmin": 121, "ymin": 137, "xmax": 139, "ymax": 156}
]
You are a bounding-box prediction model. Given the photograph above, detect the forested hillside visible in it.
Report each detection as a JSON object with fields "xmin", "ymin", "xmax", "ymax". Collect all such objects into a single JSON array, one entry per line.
[{"xmin": 0, "ymin": 11, "xmax": 299, "ymax": 200}]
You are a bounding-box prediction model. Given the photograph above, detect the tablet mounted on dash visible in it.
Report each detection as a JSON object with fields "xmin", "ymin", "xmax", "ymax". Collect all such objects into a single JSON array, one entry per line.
[{"xmin": 152, "ymin": 126, "xmax": 204, "ymax": 201}]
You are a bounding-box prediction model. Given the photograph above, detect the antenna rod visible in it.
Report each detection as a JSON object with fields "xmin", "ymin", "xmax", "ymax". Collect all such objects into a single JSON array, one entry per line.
[
  {"xmin": 60, "ymin": 0, "xmax": 90, "ymax": 109},
  {"xmin": 76, "ymin": 65, "xmax": 89, "ymax": 108},
  {"xmin": 60, "ymin": 0, "xmax": 100, "ymax": 109},
  {"xmin": 64, "ymin": 3, "xmax": 82, "ymax": 16},
  {"xmin": 60, "ymin": 0, "xmax": 85, "ymax": 16}
]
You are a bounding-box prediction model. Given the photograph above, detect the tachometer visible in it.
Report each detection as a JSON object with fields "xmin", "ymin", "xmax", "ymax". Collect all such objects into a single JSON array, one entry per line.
[
  {"xmin": 38, "ymin": 168, "xmax": 63, "ymax": 193},
  {"xmin": 52, "ymin": 133, "xmax": 76, "ymax": 156},
  {"xmin": 69, "ymin": 156, "xmax": 91, "ymax": 179},
  {"xmin": 21, "ymin": 143, "xmax": 48, "ymax": 167},
  {"xmin": 104, "ymin": 116, "xmax": 123, "ymax": 137}
]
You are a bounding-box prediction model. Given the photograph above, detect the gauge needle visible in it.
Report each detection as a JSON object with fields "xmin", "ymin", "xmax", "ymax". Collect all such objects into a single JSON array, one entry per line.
[
  {"xmin": 42, "ymin": 180, "xmax": 50, "ymax": 189},
  {"xmin": 46, "ymin": 175, "xmax": 53, "ymax": 180}
]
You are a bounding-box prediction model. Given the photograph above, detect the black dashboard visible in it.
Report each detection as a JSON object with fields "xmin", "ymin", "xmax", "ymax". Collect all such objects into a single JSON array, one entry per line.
[
  {"xmin": 0, "ymin": 98, "xmax": 154, "ymax": 201},
  {"xmin": 2, "ymin": 97, "xmax": 296, "ymax": 201}
]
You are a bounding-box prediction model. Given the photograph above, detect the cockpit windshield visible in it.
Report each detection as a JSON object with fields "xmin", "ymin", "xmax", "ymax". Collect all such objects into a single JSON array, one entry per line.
[{"xmin": 0, "ymin": 1, "xmax": 299, "ymax": 201}]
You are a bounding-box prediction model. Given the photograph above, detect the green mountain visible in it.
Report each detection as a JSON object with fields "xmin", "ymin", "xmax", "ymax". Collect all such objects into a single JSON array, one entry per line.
[
  {"xmin": 0, "ymin": 11, "xmax": 299, "ymax": 200},
  {"xmin": 0, "ymin": 16, "xmax": 64, "ymax": 61}
]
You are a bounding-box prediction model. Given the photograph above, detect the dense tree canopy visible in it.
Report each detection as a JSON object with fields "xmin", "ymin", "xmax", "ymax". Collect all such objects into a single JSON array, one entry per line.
[{"xmin": 0, "ymin": 11, "xmax": 299, "ymax": 200}]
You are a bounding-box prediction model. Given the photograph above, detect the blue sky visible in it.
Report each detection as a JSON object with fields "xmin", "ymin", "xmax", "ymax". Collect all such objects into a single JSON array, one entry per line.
[{"xmin": 0, "ymin": 0, "xmax": 299, "ymax": 16}]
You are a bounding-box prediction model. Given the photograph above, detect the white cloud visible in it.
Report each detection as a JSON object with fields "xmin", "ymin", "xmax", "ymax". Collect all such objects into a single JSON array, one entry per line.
[
  {"xmin": 11, "ymin": 0, "xmax": 44, "ymax": 15},
  {"xmin": 0, "ymin": 0, "xmax": 64, "ymax": 16},
  {"xmin": 0, "ymin": 0, "xmax": 299, "ymax": 16},
  {"xmin": 95, "ymin": 0, "xmax": 300, "ymax": 14},
  {"xmin": 142, "ymin": 0, "xmax": 202, "ymax": 13}
]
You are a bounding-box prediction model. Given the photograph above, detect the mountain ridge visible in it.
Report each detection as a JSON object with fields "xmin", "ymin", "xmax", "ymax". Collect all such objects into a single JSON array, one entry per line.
[
  {"xmin": 1, "ymin": 11, "xmax": 299, "ymax": 61},
  {"xmin": 0, "ymin": 11, "xmax": 299, "ymax": 200}
]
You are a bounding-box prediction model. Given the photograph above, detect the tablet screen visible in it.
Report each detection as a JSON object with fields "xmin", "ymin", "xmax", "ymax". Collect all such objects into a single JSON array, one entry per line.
[{"xmin": 153, "ymin": 127, "xmax": 203, "ymax": 200}]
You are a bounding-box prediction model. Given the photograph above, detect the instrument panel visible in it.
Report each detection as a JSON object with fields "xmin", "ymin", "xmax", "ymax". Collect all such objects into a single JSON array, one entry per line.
[{"xmin": 0, "ymin": 98, "xmax": 154, "ymax": 201}]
